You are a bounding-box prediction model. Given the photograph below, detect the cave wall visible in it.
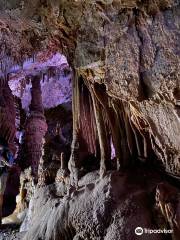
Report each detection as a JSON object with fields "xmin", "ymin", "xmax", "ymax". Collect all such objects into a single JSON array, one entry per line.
[
  {"xmin": 72, "ymin": 0, "xmax": 180, "ymax": 176},
  {"xmin": 0, "ymin": 0, "xmax": 179, "ymax": 175}
]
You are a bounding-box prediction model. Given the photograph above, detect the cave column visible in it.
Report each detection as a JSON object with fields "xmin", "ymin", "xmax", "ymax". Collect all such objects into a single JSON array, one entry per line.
[
  {"xmin": 68, "ymin": 72, "xmax": 81, "ymax": 187},
  {"xmin": 25, "ymin": 75, "xmax": 47, "ymax": 181}
]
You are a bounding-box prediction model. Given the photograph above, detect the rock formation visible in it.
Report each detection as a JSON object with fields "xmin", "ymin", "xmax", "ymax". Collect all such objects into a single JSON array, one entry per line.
[
  {"xmin": 0, "ymin": 0, "xmax": 179, "ymax": 239},
  {"xmin": 0, "ymin": 79, "xmax": 16, "ymax": 154},
  {"xmin": 25, "ymin": 74, "xmax": 47, "ymax": 179}
]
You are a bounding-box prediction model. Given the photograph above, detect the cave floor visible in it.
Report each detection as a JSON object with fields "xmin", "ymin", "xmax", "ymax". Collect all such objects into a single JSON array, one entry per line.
[{"xmin": 0, "ymin": 224, "xmax": 24, "ymax": 240}]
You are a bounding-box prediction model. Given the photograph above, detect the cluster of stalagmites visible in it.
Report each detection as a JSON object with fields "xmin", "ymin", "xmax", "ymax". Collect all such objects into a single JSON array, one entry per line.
[{"xmin": 0, "ymin": 65, "xmax": 72, "ymax": 229}]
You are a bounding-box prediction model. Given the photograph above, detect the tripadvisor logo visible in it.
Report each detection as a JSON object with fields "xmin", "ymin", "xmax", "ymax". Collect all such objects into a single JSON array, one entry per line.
[
  {"xmin": 135, "ymin": 227, "xmax": 173, "ymax": 235},
  {"xmin": 135, "ymin": 227, "xmax": 143, "ymax": 235}
]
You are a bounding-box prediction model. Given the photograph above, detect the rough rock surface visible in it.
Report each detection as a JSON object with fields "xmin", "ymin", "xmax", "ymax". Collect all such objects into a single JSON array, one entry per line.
[
  {"xmin": 0, "ymin": 0, "xmax": 179, "ymax": 240},
  {"xmin": 0, "ymin": 224, "xmax": 24, "ymax": 240},
  {"xmin": 23, "ymin": 168, "xmax": 165, "ymax": 240}
]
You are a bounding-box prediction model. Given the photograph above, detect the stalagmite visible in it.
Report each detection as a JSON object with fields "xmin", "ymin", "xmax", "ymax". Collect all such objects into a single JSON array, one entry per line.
[{"xmin": 56, "ymin": 152, "xmax": 70, "ymax": 190}]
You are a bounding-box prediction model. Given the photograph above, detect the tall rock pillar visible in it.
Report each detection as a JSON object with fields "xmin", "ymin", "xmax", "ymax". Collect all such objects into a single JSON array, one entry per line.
[{"xmin": 25, "ymin": 75, "xmax": 47, "ymax": 180}]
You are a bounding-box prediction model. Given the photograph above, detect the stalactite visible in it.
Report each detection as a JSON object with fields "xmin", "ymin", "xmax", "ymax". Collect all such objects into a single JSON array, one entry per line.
[
  {"xmin": 0, "ymin": 54, "xmax": 18, "ymax": 82},
  {"xmin": 89, "ymin": 95, "xmax": 99, "ymax": 157},
  {"xmin": 117, "ymin": 101, "xmax": 132, "ymax": 166},
  {"xmin": 129, "ymin": 104, "xmax": 149, "ymax": 162},
  {"xmin": 92, "ymin": 83, "xmax": 126, "ymax": 170},
  {"xmin": 69, "ymin": 73, "xmax": 157, "ymax": 178},
  {"xmin": 42, "ymin": 73, "xmax": 46, "ymax": 83},
  {"xmin": 91, "ymin": 88, "xmax": 110, "ymax": 177},
  {"xmin": 33, "ymin": 54, "xmax": 35, "ymax": 63},
  {"xmin": 79, "ymin": 80, "xmax": 98, "ymax": 157},
  {"xmin": 103, "ymin": 109, "xmax": 112, "ymax": 163},
  {"xmin": 109, "ymin": 106, "xmax": 119, "ymax": 161},
  {"xmin": 110, "ymin": 100, "xmax": 125, "ymax": 170},
  {"xmin": 129, "ymin": 115, "xmax": 143, "ymax": 159},
  {"xmin": 122, "ymin": 102, "xmax": 136, "ymax": 157}
]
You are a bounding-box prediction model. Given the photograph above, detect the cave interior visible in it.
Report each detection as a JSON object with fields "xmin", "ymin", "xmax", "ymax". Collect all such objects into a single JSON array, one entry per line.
[{"xmin": 0, "ymin": 0, "xmax": 179, "ymax": 240}]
